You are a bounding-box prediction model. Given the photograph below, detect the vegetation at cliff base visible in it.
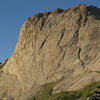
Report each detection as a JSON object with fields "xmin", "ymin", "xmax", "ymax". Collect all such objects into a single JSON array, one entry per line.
[{"xmin": 31, "ymin": 82, "xmax": 100, "ymax": 100}]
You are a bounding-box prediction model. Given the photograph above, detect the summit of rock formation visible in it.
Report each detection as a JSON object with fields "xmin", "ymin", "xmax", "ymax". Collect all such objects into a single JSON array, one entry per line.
[{"xmin": 0, "ymin": 4, "xmax": 100, "ymax": 100}]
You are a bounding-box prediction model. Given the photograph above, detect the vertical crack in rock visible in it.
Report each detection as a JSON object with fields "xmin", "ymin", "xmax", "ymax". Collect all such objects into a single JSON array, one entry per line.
[
  {"xmin": 39, "ymin": 17, "xmax": 46, "ymax": 31},
  {"xmin": 38, "ymin": 35, "xmax": 49, "ymax": 51},
  {"xmin": 75, "ymin": 14, "xmax": 86, "ymax": 68},
  {"xmin": 61, "ymin": 48, "xmax": 67, "ymax": 61},
  {"xmin": 77, "ymin": 47, "xmax": 85, "ymax": 67},
  {"xmin": 41, "ymin": 53, "xmax": 45, "ymax": 73},
  {"xmin": 34, "ymin": 32, "xmax": 39, "ymax": 40},
  {"xmin": 56, "ymin": 47, "xmax": 63, "ymax": 59},
  {"xmin": 67, "ymin": 30, "xmax": 79, "ymax": 47},
  {"xmin": 58, "ymin": 28, "xmax": 66, "ymax": 45}
]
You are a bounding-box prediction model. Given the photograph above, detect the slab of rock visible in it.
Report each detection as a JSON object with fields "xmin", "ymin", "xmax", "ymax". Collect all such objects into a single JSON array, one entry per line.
[{"xmin": 0, "ymin": 5, "xmax": 100, "ymax": 100}]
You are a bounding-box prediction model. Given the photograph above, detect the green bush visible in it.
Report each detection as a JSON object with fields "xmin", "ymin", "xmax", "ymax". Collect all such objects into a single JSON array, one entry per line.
[{"xmin": 31, "ymin": 82, "xmax": 100, "ymax": 100}]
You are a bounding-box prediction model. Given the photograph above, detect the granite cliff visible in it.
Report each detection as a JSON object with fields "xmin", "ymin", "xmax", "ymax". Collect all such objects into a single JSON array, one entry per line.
[{"xmin": 0, "ymin": 5, "xmax": 100, "ymax": 100}]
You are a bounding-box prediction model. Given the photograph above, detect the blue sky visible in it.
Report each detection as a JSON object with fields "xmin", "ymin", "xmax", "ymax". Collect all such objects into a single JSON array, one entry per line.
[{"xmin": 0, "ymin": 0, "xmax": 100, "ymax": 62}]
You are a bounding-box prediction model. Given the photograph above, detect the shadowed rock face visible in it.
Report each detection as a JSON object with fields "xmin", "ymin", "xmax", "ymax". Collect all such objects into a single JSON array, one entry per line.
[{"xmin": 0, "ymin": 5, "xmax": 100, "ymax": 100}]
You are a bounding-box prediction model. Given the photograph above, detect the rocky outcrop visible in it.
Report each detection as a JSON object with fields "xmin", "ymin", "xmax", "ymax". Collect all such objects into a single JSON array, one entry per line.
[
  {"xmin": 0, "ymin": 59, "xmax": 8, "ymax": 68},
  {"xmin": 0, "ymin": 4, "xmax": 100, "ymax": 100}
]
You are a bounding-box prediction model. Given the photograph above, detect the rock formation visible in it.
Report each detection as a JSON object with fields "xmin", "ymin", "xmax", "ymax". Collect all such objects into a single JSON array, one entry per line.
[
  {"xmin": 0, "ymin": 59, "xmax": 8, "ymax": 68},
  {"xmin": 0, "ymin": 5, "xmax": 100, "ymax": 100}
]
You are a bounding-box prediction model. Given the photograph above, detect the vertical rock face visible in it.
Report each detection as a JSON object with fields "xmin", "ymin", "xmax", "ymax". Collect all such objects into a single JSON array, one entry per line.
[{"xmin": 0, "ymin": 5, "xmax": 100, "ymax": 100}]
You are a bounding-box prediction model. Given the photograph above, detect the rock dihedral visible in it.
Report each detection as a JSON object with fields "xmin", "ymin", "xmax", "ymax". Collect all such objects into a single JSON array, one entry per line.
[{"xmin": 0, "ymin": 5, "xmax": 100, "ymax": 100}]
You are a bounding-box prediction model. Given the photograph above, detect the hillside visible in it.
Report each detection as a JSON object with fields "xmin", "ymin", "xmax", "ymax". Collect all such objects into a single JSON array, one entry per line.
[{"xmin": 0, "ymin": 4, "xmax": 100, "ymax": 100}]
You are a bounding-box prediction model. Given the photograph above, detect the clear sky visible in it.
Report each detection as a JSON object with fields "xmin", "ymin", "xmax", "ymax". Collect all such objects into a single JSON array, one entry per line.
[{"xmin": 0, "ymin": 0, "xmax": 100, "ymax": 62}]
